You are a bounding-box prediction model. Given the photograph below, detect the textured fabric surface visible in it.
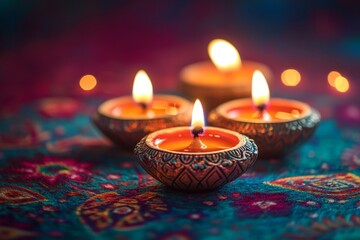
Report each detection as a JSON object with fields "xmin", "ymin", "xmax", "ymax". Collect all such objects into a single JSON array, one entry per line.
[
  {"xmin": 0, "ymin": 96, "xmax": 360, "ymax": 240},
  {"xmin": 1, "ymin": 2, "xmax": 360, "ymax": 239}
]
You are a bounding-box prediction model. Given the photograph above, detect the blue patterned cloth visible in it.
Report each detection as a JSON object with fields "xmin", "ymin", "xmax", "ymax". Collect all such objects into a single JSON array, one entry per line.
[{"xmin": 0, "ymin": 96, "xmax": 360, "ymax": 239}]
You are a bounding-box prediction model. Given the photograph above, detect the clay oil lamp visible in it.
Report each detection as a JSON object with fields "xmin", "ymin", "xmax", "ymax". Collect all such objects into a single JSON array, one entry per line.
[
  {"xmin": 134, "ymin": 99, "xmax": 258, "ymax": 192},
  {"xmin": 180, "ymin": 39, "xmax": 272, "ymax": 111},
  {"xmin": 94, "ymin": 70, "xmax": 192, "ymax": 149},
  {"xmin": 209, "ymin": 70, "xmax": 320, "ymax": 158}
]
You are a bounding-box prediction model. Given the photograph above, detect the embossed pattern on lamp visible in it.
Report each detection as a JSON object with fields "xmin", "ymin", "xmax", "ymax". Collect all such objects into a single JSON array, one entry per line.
[
  {"xmin": 93, "ymin": 70, "xmax": 192, "ymax": 149},
  {"xmin": 135, "ymin": 99, "xmax": 258, "ymax": 192},
  {"xmin": 209, "ymin": 70, "xmax": 321, "ymax": 158}
]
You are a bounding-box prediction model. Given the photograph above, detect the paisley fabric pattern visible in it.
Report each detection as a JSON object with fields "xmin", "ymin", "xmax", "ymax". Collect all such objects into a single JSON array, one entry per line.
[
  {"xmin": 267, "ymin": 173, "xmax": 360, "ymax": 199},
  {"xmin": 77, "ymin": 190, "xmax": 168, "ymax": 232},
  {"xmin": 0, "ymin": 186, "xmax": 46, "ymax": 205},
  {"xmin": 0, "ymin": 97, "xmax": 359, "ymax": 239},
  {"xmin": 1, "ymin": 1, "xmax": 360, "ymax": 239}
]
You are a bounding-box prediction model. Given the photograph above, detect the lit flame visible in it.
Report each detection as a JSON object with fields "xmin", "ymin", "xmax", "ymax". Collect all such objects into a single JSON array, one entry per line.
[
  {"xmin": 132, "ymin": 70, "xmax": 153, "ymax": 105},
  {"xmin": 208, "ymin": 39, "xmax": 241, "ymax": 72},
  {"xmin": 191, "ymin": 99, "xmax": 205, "ymax": 130},
  {"xmin": 79, "ymin": 74, "xmax": 97, "ymax": 91},
  {"xmin": 252, "ymin": 70, "xmax": 270, "ymax": 108}
]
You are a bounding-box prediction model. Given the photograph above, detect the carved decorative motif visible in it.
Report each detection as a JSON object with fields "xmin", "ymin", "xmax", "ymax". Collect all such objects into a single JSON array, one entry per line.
[
  {"xmin": 93, "ymin": 106, "xmax": 192, "ymax": 150},
  {"xmin": 134, "ymin": 135, "xmax": 258, "ymax": 192},
  {"xmin": 208, "ymin": 108, "xmax": 320, "ymax": 158}
]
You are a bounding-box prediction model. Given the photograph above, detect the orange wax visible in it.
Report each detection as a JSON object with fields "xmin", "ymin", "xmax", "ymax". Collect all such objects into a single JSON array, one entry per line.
[
  {"xmin": 147, "ymin": 127, "xmax": 244, "ymax": 153},
  {"xmin": 180, "ymin": 61, "xmax": 273, "ymax": 111},
  {"xmin": 180, "ymin": 61, "xmax": 272, "ymax": 88},
  {"xmin": 218, "ymin": 98, "xmax": 311, "ymax": 122},
  {"xmin": 98, "ymin": 95, "xmax": 190, "ymax": 119}
]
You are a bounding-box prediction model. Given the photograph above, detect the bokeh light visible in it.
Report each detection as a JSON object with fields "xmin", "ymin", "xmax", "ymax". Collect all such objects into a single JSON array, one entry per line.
[
  {"xmin": 281, "ymin": 69, "xmax": 301, "ymax": 86},
  {"xmin": 79, "ymin": 75, "xmax": 97, "ymax": 91},
  {"xmin": 327, "ymin": 71, "xmax": 341, "ymax": 87},
  {"xmin": 334, "ymin": 76, "xmax": 349, "ymax": 93}
]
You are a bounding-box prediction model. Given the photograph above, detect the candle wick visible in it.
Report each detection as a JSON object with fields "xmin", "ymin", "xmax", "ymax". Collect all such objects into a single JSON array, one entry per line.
[
  {"xmin": 140, "ymin": 102, "xmax": 147, "ymax": 111},
  {"xmin": 184, "ymin": 131, "xmax": 207, "ymax": 152},
  {"xmin": 253, "ymin": 104, "xmax": 271, "ymax": 121},
  {"xmin": 192, "ymin": 126, "xmax": 204, "ymax": 139},
  {"xmin": 256, "ymin": 104, "xmax": 266, "ymax": 113}
]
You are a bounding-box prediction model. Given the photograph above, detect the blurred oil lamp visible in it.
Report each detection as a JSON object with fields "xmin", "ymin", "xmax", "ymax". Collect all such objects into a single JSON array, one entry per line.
[
  {"xmin": 180, "ymin": 39, "xmax": 273, "ymax": 111},
  {"xmin": 209, "ymin": 70, "xmax": 321, "ymax": 158},
  {"xmin": 93, "ymin": 70, "xmax": 192, "ymax": 149},
  {"xmin": 134, "ymin": 99, "xmax": 258, "ymax": 192}
]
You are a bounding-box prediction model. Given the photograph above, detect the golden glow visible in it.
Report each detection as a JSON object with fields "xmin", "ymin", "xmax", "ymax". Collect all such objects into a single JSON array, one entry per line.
[
  {"xmin": 281, "ymin": 69, "xmax": 301, "ymax": 86},
  {"xmin": 132, "ymin": 70, "xmax": 153, "ymax": 105},
  {"xmin": 252, "ymin": 70, "xmax": 270, "ymax": 107},
  {"xmin": 191, "ymin": 99, "xmax": 205, "ymax": 130},
  {"xmin": 79, "ymin": 75, "xmax": 97, "ymax": 91},
  {"xmin": 208, "ymin": 39, "xmax": 241, "ymax": 72},
  {"xmin": 334, "ymin": 76, "xmax": 350, "ymax": 93},
  {"xmin": 327, "ymin": 71, "xmax": 341, "ymax": 87},
  {"xmin": 275, "ymin": 110, "xmax": 300, "ymax": 120}
]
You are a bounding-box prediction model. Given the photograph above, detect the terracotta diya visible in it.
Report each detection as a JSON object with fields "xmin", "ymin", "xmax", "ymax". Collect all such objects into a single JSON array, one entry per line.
[
  {"xmin": 209, "ymin": 70, "xmax": 321, "ymax": 158},
  {"xmin": 180, "ymin": 39, "xmax": 272, "ymax": 111},
  {"xmin": 134, "ymin": 99, "xmax": 258, "ymax": 192},
  {"xmin": 93, "ymin": 70, "xmax": 192, "ymax": 149}
]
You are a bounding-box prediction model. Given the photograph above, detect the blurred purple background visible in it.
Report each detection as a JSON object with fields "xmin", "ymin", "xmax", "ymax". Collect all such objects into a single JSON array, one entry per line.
[{"xmin": 1, "ymin": 0, "xmax": 359, "ymax": 108}]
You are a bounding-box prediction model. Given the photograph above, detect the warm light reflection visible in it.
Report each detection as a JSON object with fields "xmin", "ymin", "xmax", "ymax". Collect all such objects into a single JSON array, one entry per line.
[
  {"xmin": 154, "ymin": 138, "xmax": 165, "ymax": 146},
  {"xmin": 208, "ymin": 39, "xmax": 241, "ymax": 72},
  {"xmin": 252, "ymin": 70, "xmax": 270, "ymax": 108},
  {"xmin": 191, "ymin": 99, "xmax": 205, "ymax": 130},
  {"xmin": 281, "ymin": 69, "xmax": 301, "ymax": 86},
  {"xmin": 275, "ymin": 110, "xmax": 300, "ymax": 120},
  {"xmin": 327, "ymin": 71, "xmax": 341, "ymax": 87},
  {"xmin": 132, "ymin": 70, "xmax": 153, "ymax": 105},
  {"xmin": 334, "ymin": 76, "xmax": 350, "ymax": 93},
  {"xmin": 152, "ymin": 102, "xmax": 178, "ymax": 115},
  {"xmin": 79, "ymin": 74, "xmax": 97, "ymax": 91}
]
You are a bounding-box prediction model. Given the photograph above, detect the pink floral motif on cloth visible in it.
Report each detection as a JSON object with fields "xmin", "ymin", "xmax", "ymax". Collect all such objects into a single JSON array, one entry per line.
[
  {"xmin": 231, "ymin": 192, "xmax": 292, "ymax": 217},
  {"xmin": 2, "ymin": 156, "xmax": 92, "ymax": 189}
]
